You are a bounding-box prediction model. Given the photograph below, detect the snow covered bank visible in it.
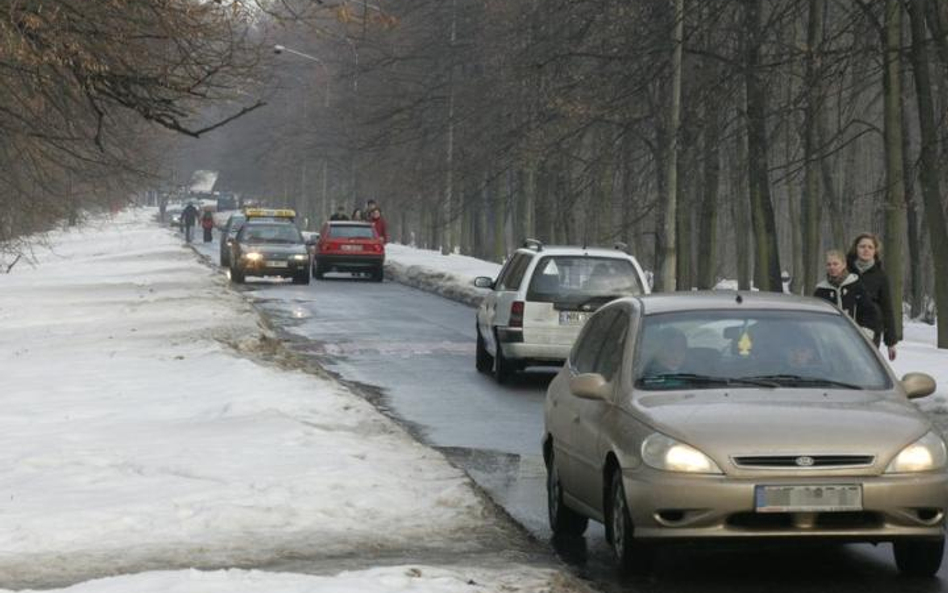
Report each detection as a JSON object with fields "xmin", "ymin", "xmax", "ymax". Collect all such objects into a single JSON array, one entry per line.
[
  {"xmin": 0, "ymin": 564, "xmax": 580, "ymax": 593},
  {"xmin": 384, "ymin": 245, "xmax": 500, "ymax": 308},
  {"xmin": 0, "ymin": 211, "xmax": 565, "ymax": 590}
]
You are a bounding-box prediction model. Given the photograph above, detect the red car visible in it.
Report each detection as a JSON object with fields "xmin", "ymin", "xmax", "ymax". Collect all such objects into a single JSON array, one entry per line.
[{"xmin": 313, "ymin": 221, "xmax": 385, "ymax": 281}]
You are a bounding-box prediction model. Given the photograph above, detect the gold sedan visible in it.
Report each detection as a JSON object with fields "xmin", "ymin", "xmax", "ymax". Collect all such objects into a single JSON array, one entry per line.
[{"xmin": 543, "ymin": 292, "xmax": 946, "ymax": 576}]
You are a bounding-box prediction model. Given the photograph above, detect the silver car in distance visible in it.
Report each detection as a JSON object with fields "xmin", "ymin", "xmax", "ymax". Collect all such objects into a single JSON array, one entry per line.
[{"xmin": 543, "ymin": 292, "xmax": 946, "ymax": 576}]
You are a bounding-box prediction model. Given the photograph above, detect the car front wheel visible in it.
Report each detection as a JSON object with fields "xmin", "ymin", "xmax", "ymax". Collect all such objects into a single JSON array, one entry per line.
[
  {"xmin": 607, "ymin": 469, "xmax": 653, "ymax": 574},
  {"xmin": 893, "ymin": 537, "xmax": 944, "ymax": 577},
  {"xmin": 547, "ymin": 450, "xmax": 588, "ymax": 536}
]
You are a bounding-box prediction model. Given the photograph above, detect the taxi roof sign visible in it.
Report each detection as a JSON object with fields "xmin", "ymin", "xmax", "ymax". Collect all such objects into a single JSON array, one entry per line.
[{"xmin": 244, "ymin": 208, "xmax": 296, "ymax": 220}]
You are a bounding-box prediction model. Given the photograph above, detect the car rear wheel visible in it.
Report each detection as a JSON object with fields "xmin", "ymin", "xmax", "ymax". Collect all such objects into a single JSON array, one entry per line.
[
  {"xmin": 547, "ymin": 450, "xmax": 588, "ymax": 536},
  {"xmin": 493, "ymin": 332, "xmax": 514, "ymax": 384},
  {"xmin": 893, "ymin": 537, "xmax": 944, "ymax": 577},
  {"xmin": 475, "ymin": 328, "xmax": 493, "ymax": 373},
  {"xmin": 372, "ymin": 266, "xmax": 384, "ymax": 282},
  {"xmin": 313, "ymin": 262, "xmax": 325, "ymax": 280},
  {"xmin": 607, "ymin": 470, "xmax": 653, "ymax": 575}
]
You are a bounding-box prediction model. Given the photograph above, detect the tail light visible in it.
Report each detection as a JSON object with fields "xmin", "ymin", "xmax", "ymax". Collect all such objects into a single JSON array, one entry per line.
[
  {"xmin": 509, "ymin": 301, "xmax": 524, "ymax": 328},
  {"xmin": 372, "ymin": 243, "xmax": 383, "ymax": 253}
]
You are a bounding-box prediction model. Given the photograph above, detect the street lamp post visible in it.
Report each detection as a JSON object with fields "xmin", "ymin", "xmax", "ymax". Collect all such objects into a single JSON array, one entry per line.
[{"xmin": 273, "ymin": 44, "xmax": 332, "ymax": 227}]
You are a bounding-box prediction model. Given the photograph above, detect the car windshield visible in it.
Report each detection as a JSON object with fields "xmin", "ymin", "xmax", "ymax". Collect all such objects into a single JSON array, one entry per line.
[
  {"xmin": 633, "ymin": 309, "xmax": 891, "ymax": 391},
  {"xmin": 239, "ymin": 223, "xmax": 302, "ymax": 244},
  {"xmin": 526, "ymin": 256, "xmax": 643, "ymax": 304},
  {"xmin": 330, "ymin": 225, "xmax": 375, "ymax": 239}
]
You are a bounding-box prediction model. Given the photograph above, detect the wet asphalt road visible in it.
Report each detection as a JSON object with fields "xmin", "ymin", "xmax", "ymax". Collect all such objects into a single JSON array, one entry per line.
[{"xmin": 232, "ymin": 270, "xmax": 948, "ymax": 593}]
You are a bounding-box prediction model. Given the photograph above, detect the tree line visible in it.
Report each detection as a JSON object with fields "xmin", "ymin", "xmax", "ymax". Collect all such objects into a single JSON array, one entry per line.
[
  {"xmin": 3, "ymin": 1, "xmax": 948, "ymax": 348},
  {"xmin": 206, "ymin": 0, "xmax": 948, "ymax": 346}
]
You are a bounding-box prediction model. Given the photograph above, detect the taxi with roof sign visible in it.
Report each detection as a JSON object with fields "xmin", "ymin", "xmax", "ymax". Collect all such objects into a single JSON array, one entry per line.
[{"xmin": 228, "ymin": 208, "xmax": 315, "ymax": 285}]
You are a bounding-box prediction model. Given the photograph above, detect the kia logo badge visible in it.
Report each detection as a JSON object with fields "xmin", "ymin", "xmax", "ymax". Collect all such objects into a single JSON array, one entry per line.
[{"xmin": 796, "ymin": 456, "xmax": 815, "ymax": 467}]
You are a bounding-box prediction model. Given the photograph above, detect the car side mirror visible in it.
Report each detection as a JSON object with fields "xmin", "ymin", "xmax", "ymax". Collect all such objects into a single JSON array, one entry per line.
[
  {"xmin": 473, "ymin": 276, "xmax": 494, "ymax": 289},
  {"xmin": 570, "ymin": 373, "xmax": 611, "ymax": 401},
  {"xmin": 901, "ymin": 372, "xmax": 936, "ymax": 399}
]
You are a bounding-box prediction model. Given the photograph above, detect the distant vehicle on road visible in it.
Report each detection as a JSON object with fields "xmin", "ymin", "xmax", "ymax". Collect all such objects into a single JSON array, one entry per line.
[
  {"xmin": 219, "ymin": 213, "xmax": 246, "ymax": 267},
  {"xmin": 313, "ymin": 221, "xmax": 385, "ymax": 282},
  {"xmin": 544, "ymin": 291, "xmax": 946, "ymax": 577},
  {"xmin": 228, "ymin": 209, "xmax": 312, "ymax": 285},
  {"xmin": 473, "ymin": 240, "xmax": 648, "ymax": 383}
]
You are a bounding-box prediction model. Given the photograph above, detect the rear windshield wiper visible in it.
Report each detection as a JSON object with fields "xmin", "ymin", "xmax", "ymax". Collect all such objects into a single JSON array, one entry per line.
[
  {"xmin": 638, "ymin": 373, "xmax": 779, "ymax": 388},
  {"xmin": 741, "ymin": 374, "xmax": 863, "ymax": 390}
]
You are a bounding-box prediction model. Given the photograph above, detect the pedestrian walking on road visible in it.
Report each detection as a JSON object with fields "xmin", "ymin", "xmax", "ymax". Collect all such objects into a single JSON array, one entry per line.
[
  {"xmin": 847, "ymin": 233, "xmax": 900, "ymax": 360},
  {"xmin": 370, "ymin": 207, "xmax": 388, "ymax": 243},
  {"xmin": 814, "ymin": 249, "xmax": 880, "ymax": 339},
  {"xmin": 330, "ymin": 206, "xmax": 349, "ymax": 221},
  {"xmin": 201, "ymin": 209, "xmax": 214, "ymax": 243},
  {"xmin": 363, "ymin": 199, "xmax": 378, "ymax": 221},
  {"xmin": 181, "ymin": 202, "xmax": 199, "ymax": 244}
]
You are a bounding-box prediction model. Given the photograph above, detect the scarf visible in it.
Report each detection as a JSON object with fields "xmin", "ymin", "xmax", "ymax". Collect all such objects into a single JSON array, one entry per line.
[{"xmin": 854, "ymin": 259, "xmax": 875, "ymax": 274}]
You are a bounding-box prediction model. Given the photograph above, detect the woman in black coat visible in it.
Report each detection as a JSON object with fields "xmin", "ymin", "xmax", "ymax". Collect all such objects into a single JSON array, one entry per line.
[
  {"xmin": 814, "ymin": 250, "xmax": 880, "ymax": 337},
  {"xmin": 847, "ymin": 233, "xmax": 899, "ymax": 361}
]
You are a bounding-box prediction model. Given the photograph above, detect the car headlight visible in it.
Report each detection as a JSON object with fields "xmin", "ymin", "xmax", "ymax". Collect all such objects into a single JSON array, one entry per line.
[
  {"xmin": 291, "ymin": 254, "xmax": 308, "ymax": 261},
  {"xmin": 885, "ymin": 432, "xmax": 948, "ymax": 473},
  {"xmin": 243, "ymin": 252, "xmax": 263, "ymax": 261},
  {"xmin": 641, "ymin": 433, "xmax": 722, "ymax": 474}
]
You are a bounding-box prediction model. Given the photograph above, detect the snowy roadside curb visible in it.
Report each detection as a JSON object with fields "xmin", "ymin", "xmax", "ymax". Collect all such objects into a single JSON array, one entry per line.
[
  {"xmin": 384, "ymin": 259, "xmax": 488, "ymax": 308},
  {"xmin": 383, "ymin": 244, "xmax": 500, "ymax": 309},
  {"xmin": 0, "ymin": 210, "xmax": 564, "ymax": 590}
]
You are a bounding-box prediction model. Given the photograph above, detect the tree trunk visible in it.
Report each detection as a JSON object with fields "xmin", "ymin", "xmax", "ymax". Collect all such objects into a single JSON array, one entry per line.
[
  {"xmin": 696, "ymin": 105, "xmax": 720, "ymax": 290},
  {"xmin": 802, "ymin": 0, "xmax": 823, "ymax": 294},
  {"xmin": 883, "ymin": 0, "xmax": 906, "ymax": 338},
  {"xmin": 907, "ymin": 0, "xmax": 948, "ymax": 347},
  {"xmin": 441, "ymin": 0, "xmax": 459, "ymax": 255},
  {"xmin": 733, "ymin": 116, "xmax": 752, "ymax": 291},
  {"xmin": 660, "ymin": 0, "xmax": 684, "ymax": 292},
  {"xmin": 743, "ymin": 0, "xmax": 783, "ymax": 292}
]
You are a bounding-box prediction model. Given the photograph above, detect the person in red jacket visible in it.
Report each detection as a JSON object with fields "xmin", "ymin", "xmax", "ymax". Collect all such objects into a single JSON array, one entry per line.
[
  {"xmin": 370, "ymin": 207, "xmax": 388, "ymax": 243},
  {"xmin": 200, "ymin": 209, "xmax": 215, "ymax": 243}
]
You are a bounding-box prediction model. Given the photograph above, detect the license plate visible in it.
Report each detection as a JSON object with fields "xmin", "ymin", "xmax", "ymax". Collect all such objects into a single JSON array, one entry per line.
[
  {"xmin": 266, "ymin": 261, "xmax": 288, "ymax": 268},
  {"xmin": 559, "ymin": 311, "xmax": 590, "ymax": 325},
  {"xmin": 341, "ymin": 244, "xmax": 362, "ymax": 251},
  {"xmin": 755, "ymin": 484, "xmax": 862, "ymax": 513}
]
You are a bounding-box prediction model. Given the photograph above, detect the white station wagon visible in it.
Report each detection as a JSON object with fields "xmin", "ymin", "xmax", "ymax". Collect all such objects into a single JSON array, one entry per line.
[{"xmin": 474, "ymin": 240, "xmax": 649, "ymax": 383}]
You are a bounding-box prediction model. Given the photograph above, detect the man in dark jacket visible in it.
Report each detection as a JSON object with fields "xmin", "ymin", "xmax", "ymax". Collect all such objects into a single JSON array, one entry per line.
[
  {"xmin": 814, "ymin": 250, "xmax": 880, "ymax": 338},
  {"xmin": 329, "ymin": 205, "xmax": 349, "ymax": 221},
  {"xmin": 181, "ymin": 202, "xmax": 199, "ymax": 243}
]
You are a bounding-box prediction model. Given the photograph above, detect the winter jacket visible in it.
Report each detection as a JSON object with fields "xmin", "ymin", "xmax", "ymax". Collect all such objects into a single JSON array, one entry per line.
[
  {"xmin": 814, "ymin": 274, "xmax": 880, "ymax": 334},
  {"xmin": 200, "ymin": 212, "xmax": 214, "ymax": 229},
  {"xmin": 372, "ymin": 215, "xmax": 388, "ymax": 243},
  {"xmin": 181, "ymin": 204, "xmax": 198, "ymax": 226},
  {"xmin": 848, "ymin": 258, "xmax": 900, "ymax": 346}
]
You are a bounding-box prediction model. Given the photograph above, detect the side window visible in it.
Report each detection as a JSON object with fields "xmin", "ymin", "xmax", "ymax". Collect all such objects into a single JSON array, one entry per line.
[
  {"xmin": 571, "ymin": 309, "xmax": 618, "ymax": 374},
  {"xmin": 498, "ymin": 254, "xmax": 532, "ymax": 291},
  {"xmin": 594, "ymin": 311, "xmax": 629, "ymax": 382},
  {"xmin": 493, "ymin": 256, "xmax": 516, "ymax": 289}
]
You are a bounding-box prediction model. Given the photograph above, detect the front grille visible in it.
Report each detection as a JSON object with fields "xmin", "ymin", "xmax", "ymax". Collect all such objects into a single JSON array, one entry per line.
[{"xmin": 732, "ymin": 455, "xmax": 875, "ymax": 469}]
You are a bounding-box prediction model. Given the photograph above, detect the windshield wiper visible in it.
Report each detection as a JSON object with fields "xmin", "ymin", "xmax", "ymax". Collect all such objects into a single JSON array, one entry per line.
[
  {"xmin": 639, "ymin": 373, "xmax": 779, "ymax": 388},
  {"xmin": 741, "ymin": 374, "xmax": 863, "ymax": 390}
]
